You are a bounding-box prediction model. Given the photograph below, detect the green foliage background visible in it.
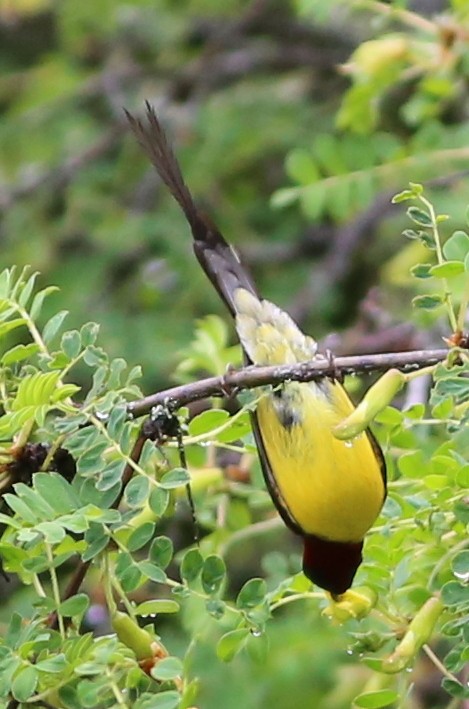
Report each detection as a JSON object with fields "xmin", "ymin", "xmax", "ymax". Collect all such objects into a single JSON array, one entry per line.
[{"xmin": 0, "ymin": 1, "xmax": 469, "ymax": 708}]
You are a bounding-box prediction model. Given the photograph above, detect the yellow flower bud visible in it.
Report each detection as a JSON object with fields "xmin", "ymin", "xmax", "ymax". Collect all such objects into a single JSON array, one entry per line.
[
  {"xmin": 346, "ymin": 36, "xmax": 409, "ymax": 76},
  {"xmin": 111, "ymin": 610, "xmax": 155, "ymax": 661},
  {"xmin": 334, "ymin": 369, "xmax": 405, "ymax": 440},
  {"xmin": 322, "ymin": 587, "xmax": 378, "ymax": 623}
]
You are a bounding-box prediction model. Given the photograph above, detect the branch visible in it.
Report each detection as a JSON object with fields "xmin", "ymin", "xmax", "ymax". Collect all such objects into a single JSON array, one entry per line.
[{"xmin": 128, "ymin": 347, "xmax": 449, "ymax": 417}]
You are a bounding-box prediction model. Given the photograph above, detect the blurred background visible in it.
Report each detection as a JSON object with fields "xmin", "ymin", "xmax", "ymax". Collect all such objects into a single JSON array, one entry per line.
[{"xmin": 0, "ymin": 1, "xmax": 467, "ymax": 707}]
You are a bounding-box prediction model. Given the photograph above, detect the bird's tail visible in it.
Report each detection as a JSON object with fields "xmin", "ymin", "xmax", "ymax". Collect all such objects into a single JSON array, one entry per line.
[{"xmin": 125, "ymin": 102, "xmax": 258, "ymax": 317}]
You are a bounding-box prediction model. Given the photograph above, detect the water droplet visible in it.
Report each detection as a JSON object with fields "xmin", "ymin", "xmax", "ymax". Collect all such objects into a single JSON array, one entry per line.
[
  {"xmin": 454, "ymin": 570, "xmax": 469, "ymax": 583},
  {"xmin": 344, "ymin": 440, "xmax": 353, "ymax": 448},
  {"xmin": 346, "ymin": 648, "xmax": 354, "ymax": 655},
  {"xmin": 250, "ymin": 628, "xmax": 262, "ymax": 637}
]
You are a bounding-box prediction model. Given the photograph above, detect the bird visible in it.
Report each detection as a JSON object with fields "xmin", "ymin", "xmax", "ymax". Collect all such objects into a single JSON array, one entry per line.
[{"xmin": 126, "ymin": 103, "xmax": 387, "ymax": 597}]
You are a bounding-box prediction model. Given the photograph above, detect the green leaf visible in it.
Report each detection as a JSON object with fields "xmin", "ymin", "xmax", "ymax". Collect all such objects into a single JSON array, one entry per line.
[
  {"xmin": 12, "ymin": 371, "xmax": 61, "ymax": 409},
  {"xmin": 430, "ymin": 261, "xmax": 465, "ymax": 278},
  {"xmin": 412, "ymin": 294, "xmax": 443, "ymax": 310},
  {"xmin": 30, "ymin": 285, "xmax": 59, "ymax": 320},
  {"xmin": 0, "ymin": 318, "xmax": 27, "ymax": 337},
  {"xmin": 392, "ymin": 189, "xmax": 416, "ymax": 203},
  {"xmin": 124, "ymin": 476, "xmax": 150, "ymax": 507},
  {"xmin": 4, "ymin": 494, "xmax": 39, "ymax": 524},
  {"xmin": 443, "ymin": 230, "xmax": 469, "ymax": 261},
  {"xmin": 11, "ymin": 665, "xmax": 38, "ymax": 702},
  {"xmin": 452, "ymin": 550, "xmax": 469, "ymax": 581},
  {"xmin": 82, "ymin": 523, "xmax": 110, "ymax": 561},
  {"xmin": 34, "ymin": 472, "xmax": 79, "ymax": 513},
  {"xmin": 128, "ymin": 522, "xmax": 155, "ymax": 552},
  {"xmin": 138, "ymin": 561, "xmax": 167, "ymax": 584},
  {"xmin": 61, "ymin": 330, "xmax": 81, "ymax": 359},
  {"xmin": 180, "ymin": 548, "xmax": 204, "ymax": 583},
  {"xmin": 119, "ymin": 564, "xmax": 144, "ymax": 592},
  {"xmin": 42, "ymin": 310, "xmax": 68, "ymax": 345},
  {"xmin": 398, "ymin": 450, "xmax": 426, "ymax": 478},
  {"xmin": 201, "ymin": 555, "xmax": 226, "ymax": 595},
  {"xmin": 216, "ymin": 628, "xmax": 249, "ymax": 662},
  {"xmin": 441, "ymin": 678, "xmax": 469, "ymax": 699},
  {"xmin": 353, "ymin": 689, "xmax": 400, "ymax": 708},
  {"xmin": 106, "ymin": 405, "xmax": 128, "ymax": 440},
  {"xmin": 22, "ymin": 555, "xmax": 50, "ymax": 574},
  {"xmin": 246, "ymin": 631, "xmax": 270, "ymax": 665},
  {"xmin": 407, "ymin": 206, "xmax": 432, "ymax": 226},
  {"xmin": 441, "ymin": 581, "xmax": 469, "ymax": 606},
  {"xmin": 35, "ymin": 521, "xmax": 66, "ymax": 544},
  {"xmin": 149, "ymin": 536, "xmax": 173, "ymax": 569},
  {"xmin": 236, "ymin": 578, "xmax": 267, "ymax": 609},
  {"xmin": 299, "ymin": 181, "xmax": 327, "ymax": 221},
  {"xmin": 285, "ymin": 148, "xmax": 319, "ymax": 185},
  {"xmin": 149, "ymin": 487, "xmax": 169, "ymax": 516},
  {"xmin": 144, "ymin": 690, "xmax": 181, "ymax": 709},
  {"xmin": 18, "ymin": 271, "xmax": 38, "ymax": 307},
  {"xmin": 1, "ymin": 343, "xmax": 40, "ymax": 365},
  {"xmin": 136, "ymin": 599, "xmax": 180, "ymax": 616},
  {"xmin": 59, "ymin": 593, "xmax": 89, "ymax": 617},
  {"xmin": 206, "ymin": 599, "xmax": 226, "ymax": 619},
  {"xmin": 96, "ymin": 460, "xmax": 125, "ymax": 492},
  {"xmin": 35, "ymin": 654, "xmax": 68, "ymax": 673},
  {"xmin": 188, "ymin": 409, "xmax": 230, "ymax": 436},
  {"xmin": 80, "ymin": 322, "xmax": 99, "ymax": 347},
  {"xmin": 270, "ymin": 186, "xmax": 299, "ymax": 210},
  {"xmin": 151, "ymin": 656, "xmax": 183, "ymax": 681},
  {"xmin": 392, "ymin": 184, "xmax": 422, "ymax": 202},
  {"xmin": 410, "ymin": 263, "xmax": 432, "ymax": 279},
  {"xmin": 160, "ymin": 468, "xmax": 190, "ymax": 489}
]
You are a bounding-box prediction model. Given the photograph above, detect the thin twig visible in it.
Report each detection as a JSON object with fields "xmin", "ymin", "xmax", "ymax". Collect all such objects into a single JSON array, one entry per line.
[{"xmin": 128, "ymin": 347, "xmax": 450, "ymax": 417}]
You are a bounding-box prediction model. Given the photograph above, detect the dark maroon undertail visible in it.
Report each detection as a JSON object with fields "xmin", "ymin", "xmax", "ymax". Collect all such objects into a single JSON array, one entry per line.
[{"xmin": 302, "ymin": 536, "xmax": 363, "ymax": 596}]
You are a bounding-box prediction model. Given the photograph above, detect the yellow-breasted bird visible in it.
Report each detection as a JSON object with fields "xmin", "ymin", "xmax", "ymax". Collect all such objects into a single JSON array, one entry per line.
[{"xmin": 126, "ymin": 103, "xmax": 387, "ymax": 596}]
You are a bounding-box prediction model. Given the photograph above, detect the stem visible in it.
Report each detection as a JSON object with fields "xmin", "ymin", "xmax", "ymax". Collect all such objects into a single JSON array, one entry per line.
[
  {"xmin": 45, "ymin": 542, "xmax": 65, "ymax": 638},
  {"xmin": 427, "ymin": 537, "xmax": 469, "ymax": 589},
  {"xmin": 354, "ymin": 0, "xmax": 437, "ymax": 32},
  {"xmin": 423, "ymin": 644, "xmax": 460, "ymax": 683},
  {"xmin": 110, "ymin": 574, "xmax": 137, "ymax": 619},
  {"xmin": 32, "ymin": 574, "xmax": 47, "ymax": 598},
  {"xmin": 419, "ymin": 194, "xmax": 458, "ymax": 332},
  {"xmin": 103, "ymin": 553, "xmax": 117, "ymax": 615},
  {"xmin": 88, "ymin": 414, "xmax": 155, "ymax": 484},
  {"xmin": 270, "ymin": 592, "xmax": 324, "ymax": 611},
  {"xmin": 14, "ymin": 420, "xmax": 35, "ymax": 449},
  {"xmin": 404, "ymin": 364, "xmax": 437, "ymax": 382},
  {"xmin": 107, "ymin": 670, "xmax": 130, "ymax": 708},
  {"xmin": 456, "ymin": 276, "xmax": 469, "ymax": 333},
  {"xmin": 16, "ymin": 303, "xmax": 48, "ymax": 356}
]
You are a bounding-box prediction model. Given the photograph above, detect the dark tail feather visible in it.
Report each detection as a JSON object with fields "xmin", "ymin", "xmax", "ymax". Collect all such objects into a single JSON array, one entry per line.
[{"xmin": 125, "ymin": 102, "xmax": 258, "ymax": 316}]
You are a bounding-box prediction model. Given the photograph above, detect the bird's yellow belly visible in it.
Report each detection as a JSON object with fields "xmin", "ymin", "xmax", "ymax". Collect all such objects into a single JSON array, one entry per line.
[{"xmin": 256, "ymin": 381, "xmax": 385, "ymax": 542}]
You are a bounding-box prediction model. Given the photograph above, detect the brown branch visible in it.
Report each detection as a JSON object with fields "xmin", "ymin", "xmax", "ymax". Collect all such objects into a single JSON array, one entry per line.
[{"xmin": 128, "ymin": 347, "xmax": 450, "ymax": 417}]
